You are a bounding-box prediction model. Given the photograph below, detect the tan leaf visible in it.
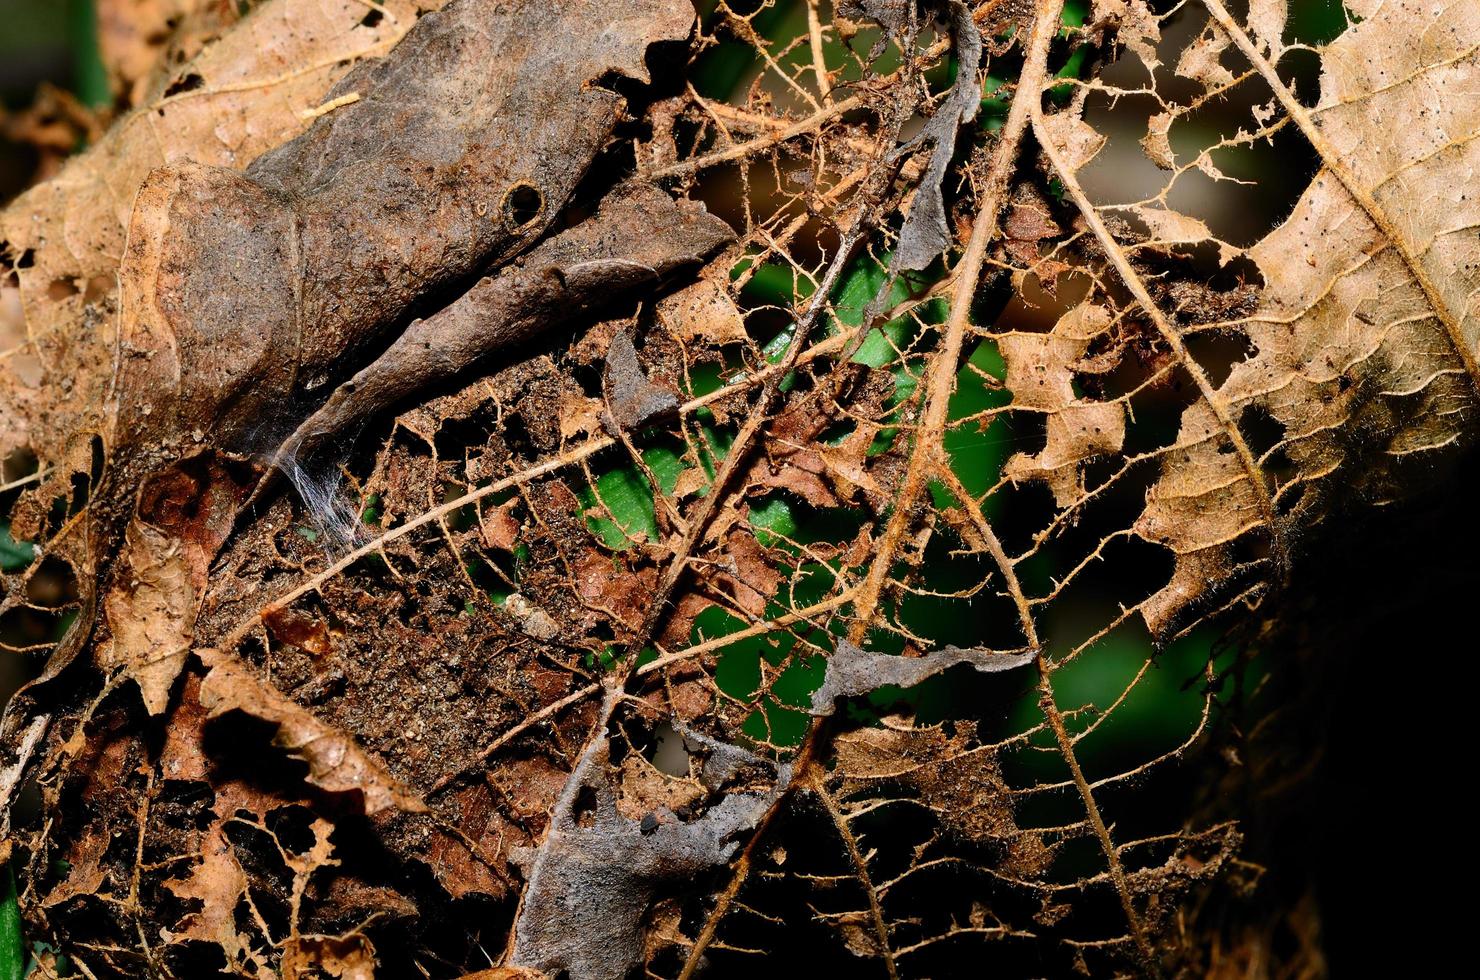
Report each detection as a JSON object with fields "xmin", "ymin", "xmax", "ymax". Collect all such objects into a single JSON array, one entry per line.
[
  {"xmin": 1093, "ymin": 0, "xmax": 1162, "ymax": 70},
  {"xmin": 1175, "ymin": 24, "xmax": 1235, "ymax": 90},
  {"xmin": 98, "ymin": 522, "xmax": 194, "ymax": 715},
  {"xmin": 1133, "ymin": 0, "xmax": 1480, "ymax": 633},
  {"xmin": 656, "ymin": 275, "xmax": 750, "ymax": 346},
  {"xmin": 1000, "ymin": 303, "xmax": 1125, "ymax": 506},
  {"xmin": 559, "ymin": 390, "xmax": 605, "ymax": 440},
  {"xmin": 1245, "ymin": 0, "xmax": 1287, "ymax": 57},
  {"xmin": 163, "ymin": 778, "xmax": 282, "ymax": 975},
  {"xmin": 95, "ymin": 0, "xmax": 244, "ymax": 106},
  {"xmin": 1142, "ymin": 110, "xmax": 1176, "ymax": 169},
  {"xmin": 281, "ymin": 932, "xmax": 378, "ymax": 980},
  {"xmin": 99, "ymin": 454, "xmax": 253, "ymax": 713}
]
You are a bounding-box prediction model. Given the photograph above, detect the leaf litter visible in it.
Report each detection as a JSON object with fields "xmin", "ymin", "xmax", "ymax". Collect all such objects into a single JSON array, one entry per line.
[{"xmin": 0, "ymin": 0, "xmax": 1473, "ymax": 976}]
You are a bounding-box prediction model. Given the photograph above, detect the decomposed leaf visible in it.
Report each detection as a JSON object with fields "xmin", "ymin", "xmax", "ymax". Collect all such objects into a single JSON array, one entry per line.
[
  {"xmin": 510, "ymin": 720, "xmax": 788, "ymax": 980},
  {"xmin": 4, "ymin": 0, "xmax": 1477, "ymax": 974},
  {"xmin": 0, "ymin": 0, "xmax": 448, "ymax": 475},
  {"xmin": 811, "ymin": 640, "xmax": 1036, "ymax": 716},
  {"xmin": 197, "ymin": 648, "xmax": 427, "ymax": 815}
]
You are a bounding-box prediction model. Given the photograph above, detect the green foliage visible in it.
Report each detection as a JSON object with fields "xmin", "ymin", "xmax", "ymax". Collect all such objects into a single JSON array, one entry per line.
[
  {"xmin": 580, "ymin": 464, "xmax": 661, "ymax": 549},
  {"xmin": 0, "ymin": 868, "xmax": 21, "ymax": 980},
  {"xmin": 0, "ymin": 525, "xmax": 34, "ymax": 574},
  {"xmin": 67, "ymin": 0, "xmax": 110, "ymax": 110}
]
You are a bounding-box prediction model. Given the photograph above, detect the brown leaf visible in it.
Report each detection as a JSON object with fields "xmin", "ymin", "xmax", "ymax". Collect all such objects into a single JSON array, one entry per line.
[
  {"xmin": 1, "ymin": 0, "xmax": 447, "ymax": 471},
  {"xmin": 480, "ymin": 499, "xmax": 522, "ymax": 553},
  {"xmin": 163, "ymin": 779, "xmax": 279, "ymax": 972},
  {"xmin": 5, "ymin": 1, "xmax": 1472, "ymax": 973},
  {"xmin": 197, "ymin": 648, "xmax": 427, "ymax": 814},
  {"xmin": 573, "ymin": 549, "xmax": 654, "ymax": 629},
  {"xmin": 713, "ymin": 529, "xmax": 784, "ymax": 617},
  {"xmin": 1003, "ymin": 181, "xmax": 1064, "ymax": 266},
  {"xmin": 265, "ymin": 607, "xmax": 335, "ymax": 657},
  {"xmin": 833, "ymin": 723, "xmax": 1026, "ymax": 849},
  {"xmin": 280, "ymin": 932, "xmax": 378, "ymax": 980},
  {"xmin": 99, "ymin": 453, "xmax": 254, "ymax": 713},
  {"xmin": 284, "ymin": 184, "xmax": 731, "ymax": 461},
  {"xmin": 113, "ymin": 0, "xmax": 699, "ymax": 465}
]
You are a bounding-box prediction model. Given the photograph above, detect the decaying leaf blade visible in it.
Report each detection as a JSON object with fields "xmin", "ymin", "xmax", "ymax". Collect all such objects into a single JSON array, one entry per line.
[
  {"xmin": 197, "ymin": 648, "xmax": 427, "ymax": 815},
  {"xmin": 2, "ymin": 0, "xmax": 1474, "ymax": 975}
]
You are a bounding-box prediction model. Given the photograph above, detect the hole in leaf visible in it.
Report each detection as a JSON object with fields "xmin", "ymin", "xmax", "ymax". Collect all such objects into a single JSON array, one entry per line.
[
  {"xmin": 502, "ymin": 183, "xmax": 544, "ymax": 229},
  {"xmin": 1184, "ymin": 330, "xmax": 1255, "ymax": 389},
  {"xmin": 46, "ymin": 278, "xmax": 78, "ymax": 301},
  {"xmin": 1238, "ymin": 404, "xmax": 1286, "ymax": 459},
  {"xmin": 648, "ymin": 722, "xmax": 691, "ymax": 777},
  {"xmin": 163, "ymin": 72, "xmax": 205, "ymax": 97},
  {"xmin": 24, "ymin": 555, "xmax": 78, "ymax": 608},
  {"xmin": 573, "ymin": 785, "xmax": 600, "ymax": 828}
]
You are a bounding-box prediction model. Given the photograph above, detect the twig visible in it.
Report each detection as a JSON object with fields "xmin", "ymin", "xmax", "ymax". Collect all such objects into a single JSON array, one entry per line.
[
  {"xmin": 646, "ymin": 94, "xmax": 862, "ymax": 180},
  {"xmin": 806, "ymin": 0, "xmax": 833, "ymax": 102}
]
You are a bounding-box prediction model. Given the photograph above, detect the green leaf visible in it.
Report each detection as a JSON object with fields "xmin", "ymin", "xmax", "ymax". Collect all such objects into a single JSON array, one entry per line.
[
  {"xmin": 741, "ymin": 700, "xmax": 810, "ymax": 746},
  {"xmin": 742, "ymin": 262, "xmax": 815, "ymax": 308},
  {"xmin": 697, "ymin": 607, "xmax": 766, "ymax": 699},
  {"xmin": 643, "ymin": 446, "xmax": 687, "ymax": 498},
  {"xmin": 831, "ymin": 256, "xmax": 902, "ymax": 365},
  {"xmin": 941, "ymin": 339, "xmax": 1013, "ymax": 500},
  {"xmin": 747, "ymin": 496, "xmax": 798, "ymax": 546},
  {"xmin": 0, "ymin": 866, "xmax": 23, "ymax": 980},
  {"xmin": 0, "ymin": 524, "xmax": 35, "ymax": 573},
  {"xmin": 580, "ymin": 465, "xmax": 658, "ymax": 549},
  {"xmin": 772, "ymin": 654, "xmax": 826, "ymax": 709},
  {"xmin": 67, "ymin": 0, "xmax": 110, "ymax": 110},
  {"xmin": 691, "ymin": 0, "xmax": 805, "ymax": 100}
]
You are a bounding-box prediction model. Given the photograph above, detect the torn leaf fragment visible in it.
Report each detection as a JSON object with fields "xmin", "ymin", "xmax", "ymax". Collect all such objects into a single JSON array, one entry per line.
[{"xmin": 811, "ymin": 640, "xmax": 1036, "ymax": 716}]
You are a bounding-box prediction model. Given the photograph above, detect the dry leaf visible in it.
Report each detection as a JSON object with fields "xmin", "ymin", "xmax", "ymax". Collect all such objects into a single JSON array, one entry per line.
[
  {"xmin": 1, "ymin": 0, "xmax": 445, "ymax": 472},
  {"xmin": 198, "ymin": 648, "xmax": 427, "ymax": 814},
  {"xmin": 2, "ymin": 1, "xmax": 1473, "ymax": 975}
]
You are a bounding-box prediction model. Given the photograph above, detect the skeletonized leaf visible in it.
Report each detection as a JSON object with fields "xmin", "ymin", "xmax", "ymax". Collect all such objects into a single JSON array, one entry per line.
[{"xmin": 1035, "ymin": 0, "xmax": 1480, "ymax": 635}]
